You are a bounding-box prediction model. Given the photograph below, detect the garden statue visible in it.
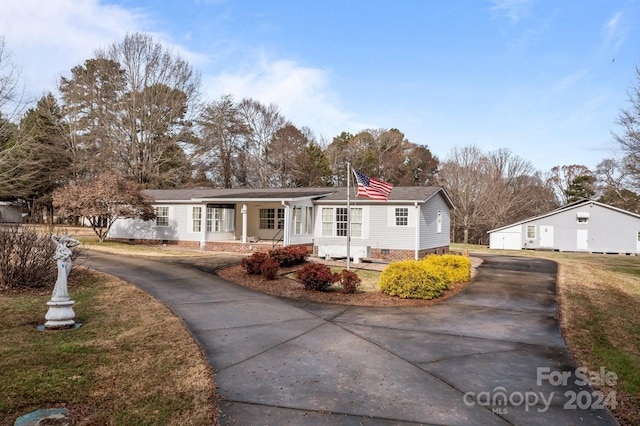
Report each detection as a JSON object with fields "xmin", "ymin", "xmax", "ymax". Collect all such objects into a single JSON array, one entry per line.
[{"xmin": 44, "ymin": 234, "xmax": 80, "ymax": 329}]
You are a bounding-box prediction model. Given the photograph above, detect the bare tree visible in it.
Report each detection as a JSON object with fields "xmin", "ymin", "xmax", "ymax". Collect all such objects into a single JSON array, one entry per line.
[
  {"xmin": 546, "ymin": 164, "xmax": 592, "ymax": 205},
  {"xmin": 438, "ymin": 146, "xmax": 556, "ymax": 244},
  {"xmin": 237, "ymin": 98, "xmax": 285, "ymax": 187},
  {"xmin": 196, "ymin": 94, "xmax": 247, "ymax": 187},
  {"xmin": 614, "ymin": 66, "xmax": 640, "ymax": 187},
  {"xmin": 53, "ymin": 173, "xmax": 155, "ymax": 242},
  {"xmin": 59, "ymin": 33, "xmax": 201, "ymax": 187}
]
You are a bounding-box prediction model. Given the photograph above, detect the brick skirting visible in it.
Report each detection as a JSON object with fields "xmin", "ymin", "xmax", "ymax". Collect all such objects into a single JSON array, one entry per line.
[{"xmin": 110, "ymin": 238, "xmax": 447, "ymax": 261}]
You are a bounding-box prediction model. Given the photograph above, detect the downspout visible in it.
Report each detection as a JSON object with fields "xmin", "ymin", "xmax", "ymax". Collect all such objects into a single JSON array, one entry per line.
[{"xmin": 415, "ymin": 202, "xmax": 420, "ymax": 260}]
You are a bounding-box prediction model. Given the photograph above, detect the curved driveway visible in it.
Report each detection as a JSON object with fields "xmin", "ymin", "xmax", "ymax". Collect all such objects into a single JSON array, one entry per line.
[{"xmin": 87, "ymin": 252, "xmax": 617, "ymax": 425}]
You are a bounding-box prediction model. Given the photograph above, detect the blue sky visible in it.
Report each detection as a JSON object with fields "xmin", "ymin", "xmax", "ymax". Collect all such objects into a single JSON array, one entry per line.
[{"xmin": 1, "ymin": 0, "xmax": 639, "ymax": 173}]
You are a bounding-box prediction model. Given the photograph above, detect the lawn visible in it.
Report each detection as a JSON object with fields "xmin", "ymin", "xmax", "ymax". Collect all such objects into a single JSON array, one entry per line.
[{"xmin": 0, "ymin": 267, "xmax": 217, "ymax": 425}]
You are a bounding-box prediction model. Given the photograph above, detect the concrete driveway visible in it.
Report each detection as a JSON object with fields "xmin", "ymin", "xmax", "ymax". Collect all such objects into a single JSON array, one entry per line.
[{"xmin": 86, "ymin": 252, "xmax": 617, "ymax": 425}]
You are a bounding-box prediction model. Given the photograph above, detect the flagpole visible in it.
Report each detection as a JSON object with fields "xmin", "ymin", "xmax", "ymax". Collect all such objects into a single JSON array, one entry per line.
[{"xmin": 346, "ymin": 162, "xmax": 350, "ymax": 271}]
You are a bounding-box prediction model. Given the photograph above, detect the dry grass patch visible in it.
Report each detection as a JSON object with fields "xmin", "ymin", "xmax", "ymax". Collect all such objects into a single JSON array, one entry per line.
[{"xmin": 0, "ymin": 268, "xmax": 218, "ymax": 425}]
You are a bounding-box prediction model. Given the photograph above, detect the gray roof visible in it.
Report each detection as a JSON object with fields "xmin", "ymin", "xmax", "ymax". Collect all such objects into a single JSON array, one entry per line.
[
  {"xmin": 487, "ymin": 199, "xmax": 640, "ymax": 233},
  {"xmin": 145, "ymin": 186, "xmax": 453, "ymax": 206}
]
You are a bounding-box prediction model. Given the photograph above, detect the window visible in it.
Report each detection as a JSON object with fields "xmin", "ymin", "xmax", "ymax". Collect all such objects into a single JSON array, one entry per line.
[
  {"xmin": 259, "ymin": 208, "xmax": 284, "ymax": 229},
  {"xmin": 305, "ymin": 206, "xmax": 313, "ymax": 234},
  {"xmin": 322, "ymin": 208, "xmax": 333, "ymax": 236},
  {"xmin": 527, "ymin": 225, "xmax": 536, "ymax": 239},
  {"xmin": 336, "ymin": 208, "xmax": 348, "ymax": 236},
  {"xmin": 321, "ymin": 207, "xmax": 362, "ymax": 237},
  {"xmin": 206, "ymin": 206, "xmax": 235, "ymax": 232},
  {"xmin": 293, "ymin": 207, "xmax": 302, "ymax": 234},
  {"xmin": 437, "ymin": 211, "xmax": 442, "ymax": 233},
  {"xmin": 395, "ymin": 208, "xmax": 408, "ymax": 226},
  {"xmin": 155, "ymin": 206, "xmax": 169, "ymax": 227},
  {"xmin": 576, "ymin": 212, "xmax": 589, "ymax": 224},
  {"xmin": 192, "ymin": 207, "xmax": 202, "ymax": 232},
  {"xmin": 350, "ymin": 208, "xmax": 362, "ymax": 237}
]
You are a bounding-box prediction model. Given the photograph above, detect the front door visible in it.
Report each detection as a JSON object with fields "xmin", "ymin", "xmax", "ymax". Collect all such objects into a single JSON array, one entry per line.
[
  {"xmin": 539, "ymin": 225, "xmax": 554, "ymax": 248},
  {"xmin": 576, "ymin": 229, "xmax": 589, "ymax": 251}
]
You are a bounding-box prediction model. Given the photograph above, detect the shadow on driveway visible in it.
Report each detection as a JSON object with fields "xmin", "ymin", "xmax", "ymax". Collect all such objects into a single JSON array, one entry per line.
[{"xmin": 87, "ymin": 252, "xmax": 617, "ymax": 425}]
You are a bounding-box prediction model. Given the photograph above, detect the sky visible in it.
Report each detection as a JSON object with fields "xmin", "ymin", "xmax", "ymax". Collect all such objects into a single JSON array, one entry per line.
[{"xmin": 1, "ymin": 0, "xmax": 639, "ymax": 173}]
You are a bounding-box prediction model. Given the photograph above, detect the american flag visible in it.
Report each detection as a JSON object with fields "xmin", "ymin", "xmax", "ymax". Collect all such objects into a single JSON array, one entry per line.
[{"xmin": 353, "ymin": 169, "xmax": 393, "ymax": 201}]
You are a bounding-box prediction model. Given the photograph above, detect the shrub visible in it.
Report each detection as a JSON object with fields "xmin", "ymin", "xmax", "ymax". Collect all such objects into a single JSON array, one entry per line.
[
  {"xmin": 338, "ymin": 269, "xmax": 361, "ymax": 294},
  {"xmin": 260, "ymin": 257, "xmax": 280, "ymax": 280},
  {"xmin": 241, "ymin": 252, "xmax": 269, "ymax": 275},
  {"xmin": 295, "ymin": 263, "xmax": 339, "ymax": 291},
  {"xmin": 379, "ymin": 260, "xmax": 449, "ymax": 300},
  {"xmin": 422, "ymin": 254, "xmax": 472, "ymax": 285},
  {"xmin": 269, "ymin": 245, "xmax": 309, "ymax": 267},
  {"xmin": 0, "ymin": 225, "xmax": 81, "ymax": 291}
]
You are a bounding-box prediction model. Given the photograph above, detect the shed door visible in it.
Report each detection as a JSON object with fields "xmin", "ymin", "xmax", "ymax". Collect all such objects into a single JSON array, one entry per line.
[
  {"xmin": 539, "ymin": 226, "xmax": 554, "ymax": 248},
  {"xmin": 636, "ymin": 231, "xmax": 640, "ymax": 253},
  {"xmin": 576, "ymin": 229, "xmax": 589, "ymax": 251}
]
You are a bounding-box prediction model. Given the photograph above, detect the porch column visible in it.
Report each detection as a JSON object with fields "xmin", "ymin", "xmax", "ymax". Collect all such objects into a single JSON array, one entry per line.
[
  {"xmin": 200, "ymin": 204, "xmax": 207, "ymax": 250},
  {"xmin": 414, "ymin": 202, "xmax": 420, "ymax": 260},
  {"xmin": 241, "ymin": 204, "xmax": 247, "ymax": 243},
  {"xmin": 282, "ymin": 201, "xmax": 290, "ymax": 247}
]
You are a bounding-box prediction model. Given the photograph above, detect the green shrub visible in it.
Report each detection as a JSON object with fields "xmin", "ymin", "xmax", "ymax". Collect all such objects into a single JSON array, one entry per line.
[
  {"xmin": 379, "ymin": 260, "xmax": 449, "ymax": 300},
  {"xmin": 422, "ymin": 254, "xmax": 471, "ymax": 285},
  {"xmin": 295, "ymin": 263, "xmax": 339, "ymax": 291},
  {"xmin": 338, "ymin": 269, "xmax": 361, "ymax": 294}
]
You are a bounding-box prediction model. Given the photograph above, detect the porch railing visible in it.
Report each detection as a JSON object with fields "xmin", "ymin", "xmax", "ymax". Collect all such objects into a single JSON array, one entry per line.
[{"xmin": 272, "ymin": 229, "xmax": 284, "ymax": 248}]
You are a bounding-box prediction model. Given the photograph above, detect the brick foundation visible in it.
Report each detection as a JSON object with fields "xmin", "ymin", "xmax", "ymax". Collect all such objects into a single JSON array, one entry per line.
[
  {"xmin": 312, "ymin": 245, "xmax": 449, "ymax": 262},
  {"xmin": 110, "ymin": 238, "xmax": 447, "ymax": 261}
]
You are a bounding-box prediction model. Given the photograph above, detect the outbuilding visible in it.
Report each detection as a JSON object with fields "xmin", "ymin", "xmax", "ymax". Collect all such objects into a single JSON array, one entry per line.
[{"xmin": 488, "ymin": 199, "xmax": 640, "ymax": 254}]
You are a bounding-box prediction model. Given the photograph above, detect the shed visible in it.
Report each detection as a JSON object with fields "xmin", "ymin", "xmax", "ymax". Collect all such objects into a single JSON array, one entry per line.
[{"xmin": 488, "ymin": 200, "xmax": 640, "ymax": 254}]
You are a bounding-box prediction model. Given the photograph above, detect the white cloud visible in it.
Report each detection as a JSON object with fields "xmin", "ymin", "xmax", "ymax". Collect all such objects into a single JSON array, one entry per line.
[
  {"xmin": 202, "ymin": 55, "xmax": 367, "ymax": 141},
  {"xmin": 602, "ymin": 11, "xmax": 626, "ymax": 53},
  {"xmin": 490, "ymin": 0, "xmax": 531, "ymax": 23},
  {"xmin": 0, "ymin": 0, "xmax": 145, "ymax": 100}
]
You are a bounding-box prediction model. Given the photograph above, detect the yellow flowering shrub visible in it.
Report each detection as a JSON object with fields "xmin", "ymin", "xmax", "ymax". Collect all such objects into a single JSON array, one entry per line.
[
  {"xmin": 379, "ymin": 254, "xmax": 472, "ymax": 300},
  {"xmin": 422, "ymin": 254, "xmax": 472, "ymax": 284}
]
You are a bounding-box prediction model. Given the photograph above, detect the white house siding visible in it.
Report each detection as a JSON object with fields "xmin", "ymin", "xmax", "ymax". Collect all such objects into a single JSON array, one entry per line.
[
  {"xmin": 420, "ymin": 193, "xmax": 451, "ymax": 250},
  {"xmin": 489, "ymin": 225, "xmax": 522, "ymax": 250},
  {"xmin": 489, "ymin": 202, "xmax": 640, "ymax": 254}
]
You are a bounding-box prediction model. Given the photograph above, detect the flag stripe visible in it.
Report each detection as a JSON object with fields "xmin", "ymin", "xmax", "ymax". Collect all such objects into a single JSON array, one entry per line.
[{"xmin": 353, "ymin": 169, "xmax": 393, "ymax": 201}]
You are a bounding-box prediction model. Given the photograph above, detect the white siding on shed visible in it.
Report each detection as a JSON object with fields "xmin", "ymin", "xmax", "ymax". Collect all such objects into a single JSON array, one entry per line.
[{"xmin": 489, "ymin": 225, "xmax": 521, "ymax": 250}]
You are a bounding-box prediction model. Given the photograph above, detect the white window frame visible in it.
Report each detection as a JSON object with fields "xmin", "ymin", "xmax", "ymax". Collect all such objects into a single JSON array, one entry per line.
[
  {"xmin": 192, "ymin": 206, "xmax": 202, "ymax": 233},
  {"xmin": 437, "ymin": 211, "xmax": 442, "ymax": 233},
  {"xmin": 395, "ymin": 207, "xmax": 409, "ymax": 226},
  {"xmin": 527, "ymin": 225, "xmax": 536, "ymax": 239},
  {"xmin": 155, "ymin": 206, "xmax": 169, "ymax": 227},
  {"xmin": 259, "ymin": 208, "xmax": 284, "ymax": 230},
  {"xmin": 321, "ymin": 207, "xmax": 362, "ymax": 237}
]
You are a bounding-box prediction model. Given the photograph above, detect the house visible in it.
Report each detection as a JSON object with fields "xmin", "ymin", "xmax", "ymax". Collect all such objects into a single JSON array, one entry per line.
[
  {"xmin": 0, "ymin": 201, "xmax": 23, "ymax": 223},
  {"xmin": 488, "ymin": 199, "xmax": 640, "ymax": 254},
  {"xmin": 107, "ymin": 186, "xmax": 454, "ymax": 261}
]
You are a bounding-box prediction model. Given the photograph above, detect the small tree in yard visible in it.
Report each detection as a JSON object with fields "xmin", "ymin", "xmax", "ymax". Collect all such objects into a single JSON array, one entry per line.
[{"xmin": 52, "ymin": 173, "xmax": 156, "ymax": 242}]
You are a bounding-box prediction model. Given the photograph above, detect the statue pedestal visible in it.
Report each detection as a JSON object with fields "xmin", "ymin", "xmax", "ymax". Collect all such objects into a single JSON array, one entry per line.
[
  {"xmin": 44, "ymin": 300, "xmax": 76, "ymax": 329},
  {"xmin": 44, "ymin": 257, "xmax": 76, "ymax": 330}
]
